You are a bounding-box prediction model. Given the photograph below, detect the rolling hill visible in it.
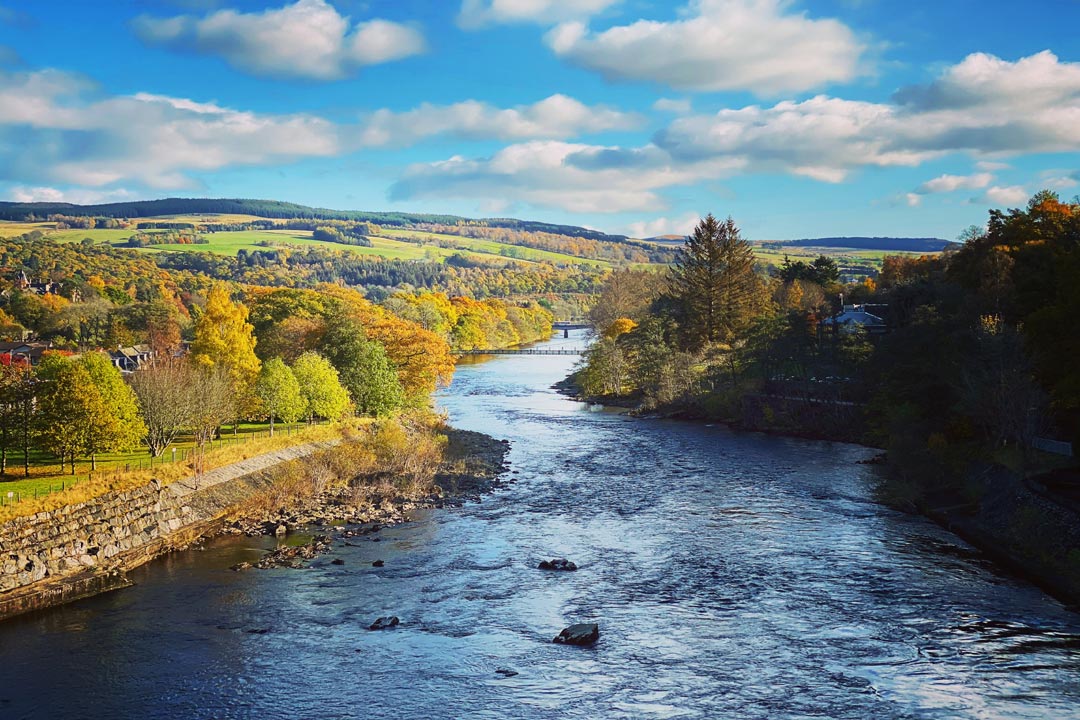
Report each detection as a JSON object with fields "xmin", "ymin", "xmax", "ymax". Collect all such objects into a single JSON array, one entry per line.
[{"xmin": 0, "ymin": 197, "xmax": 628, "ymax": 243}]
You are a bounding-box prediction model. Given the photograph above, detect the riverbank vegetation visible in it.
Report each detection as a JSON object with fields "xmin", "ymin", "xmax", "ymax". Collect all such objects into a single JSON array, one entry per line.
[
  {"xmin": 0, "ymin": 264, "xmax": 553, "ymax": 517},
  {"xmin": 576, "ymin": 192, "xmax": 1080, "ymax": 496}
]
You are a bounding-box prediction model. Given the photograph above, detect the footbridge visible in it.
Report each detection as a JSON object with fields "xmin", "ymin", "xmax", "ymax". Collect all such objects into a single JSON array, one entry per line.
[{"xmin": 456, "ymin": 348, "xmax": 584, "ymax": 356}]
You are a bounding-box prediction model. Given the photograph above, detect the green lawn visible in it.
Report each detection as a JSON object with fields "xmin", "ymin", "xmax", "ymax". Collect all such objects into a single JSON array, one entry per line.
[{"xmin": 0, "ymin": 420, "xmax": 302, "ymax": 501}]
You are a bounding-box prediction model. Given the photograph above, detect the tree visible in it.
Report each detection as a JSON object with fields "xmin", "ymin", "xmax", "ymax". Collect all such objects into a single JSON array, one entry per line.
[
  {"xmin": 319, "ymin": 317, "xmax": 405, "ymax": 417},
  {"xmin": 587, "ymin": 268, "xmax": 667, "ymax": 335},
  {"xmin": 191, "ymin": 283, "xmax": 261, "ymax": 399},
  {"xmin": 667, "ymin": 214, "xmax": 762, "ymax": 349},
  {"xmin": 35, "ymin": 355, "xmax": 99, "ymax": 474},
  {"xmin": 292, "ymin": 352, "xmax": 350, "ymax": 422},
  {"xmin": 255, "ymin": 358, "xmax": 306, "ymax": 436},
  {"xmin": 0, "ymin": 363, "xmax": 23, "ymax": 475},
  {"xmin": 129, "ymin": 361, "xmax": 195, "ymax": 457},
  {"xmin": 187, "ymin": 365, "xmax": 236, "ymax": 468},
  {"xmin": 79, "ymin": 352, "xmax": 146, "ymax": 469}
]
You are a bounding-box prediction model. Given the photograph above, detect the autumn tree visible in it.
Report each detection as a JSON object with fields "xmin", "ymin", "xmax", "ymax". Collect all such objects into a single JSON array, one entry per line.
[
  {"xmin": 292, "ymin": 352, "xmax": 350, "ymax": 423},
  {"xmin": 255, "ymin": 358, "xmax": 306, "ymax": 436},
  {"xmin": 587, "ymin": 268, "xmax": 667, "ymax": 335},
  {"xmin": 129, "ymin": 361, "xmax": 195, "ymax": 457},
  {"xmin": 187, "ymin": 365, "xmax": 236, "ymax": 456},
  {"xmin": 667, "ymin": 214, "xmax": 762, "ymax": 349},
  {"xmin": 192, "ymin": 284, "xmax": 261, "ymax": 396}
]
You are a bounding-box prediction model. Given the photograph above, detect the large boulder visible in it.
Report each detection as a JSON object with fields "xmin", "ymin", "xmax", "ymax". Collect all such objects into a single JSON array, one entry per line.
[
  {"xmin": 552, "ymin": 623, "xmax": 599, "ymax": 646},
  {"xmin": 368, "ymin": 616, "xmax": 400, "ymax": 631},
  {"xmin": 538, "ymin": 558, "xmax": 577, "ymax": 571}
]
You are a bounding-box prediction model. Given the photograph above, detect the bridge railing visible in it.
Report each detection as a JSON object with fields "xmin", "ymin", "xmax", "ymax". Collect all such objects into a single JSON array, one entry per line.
[{"xmin": 456, "ymin": 348, "xmax": 584, "ymax": 356}]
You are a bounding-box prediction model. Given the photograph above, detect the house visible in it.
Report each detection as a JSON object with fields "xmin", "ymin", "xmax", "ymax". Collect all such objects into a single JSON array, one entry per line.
[
  {"xmin": 18, "ymin": 271, "xmax": 58, "ymax": 296},
  {"xmin": 0, "ymin": 341, "xmax": 54, "ymax": 366},
  {"xmin": 820, "ymin": 304, "xmax": 888, "ymax": 335},
  {"xmin": 109, "ymin": 344, "xmax": 154, "ymax": 372}
]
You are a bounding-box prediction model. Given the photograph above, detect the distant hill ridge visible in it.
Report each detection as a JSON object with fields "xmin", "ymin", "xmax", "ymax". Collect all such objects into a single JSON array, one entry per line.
[
  {"xmin": 0, "ymin": 197, "xmax": 627, "ymax": 243},
  {"xmin": 779, "ymin": 236, "xmax": 952, "ymax": 252}
]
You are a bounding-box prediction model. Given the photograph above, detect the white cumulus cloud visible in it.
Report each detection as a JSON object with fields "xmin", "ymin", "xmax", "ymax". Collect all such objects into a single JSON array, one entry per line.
[
  {"xmin": 626, "ymin": 213, "xmax": 700, "ymax": 238},
  {"xmin": 8, "ymin": 186, "xmax": 138, "ymax": 204},
  {"xmin": 458, "ymin": 0, "xmax": 620, "ymax": 29},
  {"xmin": 389, "ymin": 140, "xmax": 744, "ymax": 213},
  {"xmin": 981, "ymin": 185, "xmax": 1029, "ymax": 206},
  {"xmin": 0, "ymin": 66, "xmax": 639, "ymax": 195},
  {"xmin": 356, "ymin": 94, "xmax": 641, "ymax": 147},
  {"xmin": 654, "ymin": 51, "xmax": 1080, "ymax": 182},
  {"xmin": 133, "ymin": 0, "xmax": 425, "ymax": 80},
  {"xmin": 390, "ymin": 51, "xmax": 1080, "ymax": 213},
  {"xmin": 653, "ymin": 97, "xmax": 692, "ymax": 114},
  {"xmin": 914, "ymin": 172, "xmax": 994, "ymax": 195},
  {"xmin": 545, "ymin": 0, "xmax": 866, "ymax": 95},
  {"xmin": 0, "ymin": 68, "xmax": 344, "ymax": 189}
]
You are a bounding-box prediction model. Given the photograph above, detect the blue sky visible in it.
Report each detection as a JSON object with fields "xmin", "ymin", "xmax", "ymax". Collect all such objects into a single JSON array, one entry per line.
[{"xmin": 0, "ymin": 0, "xmax": 1077, "ymax": 239}]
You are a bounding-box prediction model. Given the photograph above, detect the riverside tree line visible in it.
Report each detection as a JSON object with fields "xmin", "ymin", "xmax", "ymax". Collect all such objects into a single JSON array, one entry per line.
[
  {"xmin": 579, "ymin": 191, "xmax": 1080, "ymax": 488},
  {"xmin": 0, "ymin": 281, "xmax": 553, "ymax": 477}
]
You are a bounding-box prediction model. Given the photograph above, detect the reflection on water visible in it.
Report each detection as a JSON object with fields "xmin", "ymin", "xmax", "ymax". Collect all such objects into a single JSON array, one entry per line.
[{"xmin": 1, "ymin": 330, "xmax": 1078, "ymax": 719}]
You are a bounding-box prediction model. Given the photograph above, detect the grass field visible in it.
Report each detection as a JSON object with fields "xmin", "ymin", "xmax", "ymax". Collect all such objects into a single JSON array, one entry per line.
[
  {"xmin": 382, "ymin": 228, "xmax": 610, "ymax": 267},
  {"xmin": 0, "ymin": 420, "xmax": 336, "ymax": 522},
  {"xmin": 7, "ymin": 214, "xmax": 933, "ymax": 270},
  {"xmin": 13, "ymin": 219, "xmax": 609, "ymax": 267}
]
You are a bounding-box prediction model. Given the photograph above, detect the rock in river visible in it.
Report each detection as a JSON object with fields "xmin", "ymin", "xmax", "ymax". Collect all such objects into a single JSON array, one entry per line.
[
  {"xmin": 552, "ymin": 623, "xmax": 599, "ymax": 646},
  {"xmin": 368, "ymin": 616, "xmax": 400, "ymax": 631},
  {"xmin": 538, "ymin": 558, "xmax": 577, "ymax": 571}
]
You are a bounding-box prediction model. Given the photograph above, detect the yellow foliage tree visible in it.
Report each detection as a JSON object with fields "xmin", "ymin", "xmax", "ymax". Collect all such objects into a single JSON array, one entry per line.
[
  {"xmin": 603, "ymin": 317, "xmax": 637, "ymax": 340},
  {"xmin": 191, "ymin": 284, "xmax": 261, "ymax": 396}
]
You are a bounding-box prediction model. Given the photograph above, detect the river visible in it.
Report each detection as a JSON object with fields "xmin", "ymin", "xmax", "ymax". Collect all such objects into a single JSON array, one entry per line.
[{"xmin": 1, "ymin": 330, "xmax": 1079, "ymax": 719}]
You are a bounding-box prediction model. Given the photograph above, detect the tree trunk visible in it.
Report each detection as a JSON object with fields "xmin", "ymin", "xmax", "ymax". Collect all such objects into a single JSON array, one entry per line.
[
  {"xmin": 70, "ymin": 453, "xmax": 76, "ymax": 475},
  {"xmin": 269, "ymin": 414, "xmax": 275, "ymax": 438},
  {"xmin": 91, "ymin": 453, "xmax": 97, "ymax": 471}
]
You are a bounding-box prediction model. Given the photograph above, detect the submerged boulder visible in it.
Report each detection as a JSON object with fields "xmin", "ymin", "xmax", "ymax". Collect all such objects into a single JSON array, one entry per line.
[
  {"xmin": 368, "ymin": 616, "xmax": 400, "ymax": 631},
  {"xmin": 552, "ymin": 623, "xmax": 599, "ymax": 646},
  {"xmin": 538, "ymin": 558, "xmax": 577, "ymax": 571}
]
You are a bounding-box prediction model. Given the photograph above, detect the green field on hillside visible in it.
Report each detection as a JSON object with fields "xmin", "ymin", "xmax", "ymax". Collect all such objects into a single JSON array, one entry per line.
[
  {"xmin": 10, "ymin": 219, "xmax": 611, "ymax": 267},
  {"xmin": 381, "ymin": 228, "xmax": 609, "ymax": 267},
  {"xmin": 4, "ymin": 215, "xmax": 936, "ymax": 272}
]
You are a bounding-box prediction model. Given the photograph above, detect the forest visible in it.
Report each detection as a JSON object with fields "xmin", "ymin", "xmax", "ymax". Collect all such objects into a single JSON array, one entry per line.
[{"xmin": 577, "ymin": 191, "xmax": 1080, "ymax": 500}]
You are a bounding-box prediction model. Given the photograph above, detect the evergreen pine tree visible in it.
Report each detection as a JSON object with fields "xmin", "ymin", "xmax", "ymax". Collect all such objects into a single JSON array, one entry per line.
[{"xmin": 667, "ymin": 214, "xmax": 760, "ymax": 349}]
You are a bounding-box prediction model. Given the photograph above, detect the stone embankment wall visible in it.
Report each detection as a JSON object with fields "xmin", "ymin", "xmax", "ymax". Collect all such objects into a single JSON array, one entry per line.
[{"xmin": 0, "ymin": 441, "xmax": 337, "ymax": 620}]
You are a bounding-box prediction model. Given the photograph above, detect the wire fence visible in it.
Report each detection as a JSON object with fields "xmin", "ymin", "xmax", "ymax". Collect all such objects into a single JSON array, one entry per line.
[{"xmin": 0, "ymin": 423, "xmax": 307, "ymax": 507}]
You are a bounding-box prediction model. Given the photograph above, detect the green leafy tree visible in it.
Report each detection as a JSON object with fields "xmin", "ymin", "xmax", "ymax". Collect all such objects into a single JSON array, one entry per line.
[
  {"xmin": 79, "ymin": 351, "xmax": 146, "ymax": 469},
  {"xmin": 668, "ymin": 214, "xmax": 762, "ymax": 349},
  {"xmin": 0, "ymin": 362, "xmax": 24, "ymax": 475},
  {"xmin": 34, "ymin": 355, "xmax": 99, "ymax": 474},
  {"xmin": 255, "ymin": 358, "xmax": 306, "ymax": 436},
  {"xmin": 320, "ymin": 317, "xmax": 405, "ymax": 417},
  {"xmin": 292, "ymin": 352, "xmax": 350, "ymax": 422}
]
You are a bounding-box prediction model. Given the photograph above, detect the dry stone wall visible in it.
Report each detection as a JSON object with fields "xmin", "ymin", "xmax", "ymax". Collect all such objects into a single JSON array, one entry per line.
[{"xmin": 0, "ymin": 441, "xmax": 336, "ymax": 619}]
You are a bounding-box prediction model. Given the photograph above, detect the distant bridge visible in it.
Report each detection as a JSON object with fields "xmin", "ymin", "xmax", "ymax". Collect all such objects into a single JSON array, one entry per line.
[
  {"xmin": 456, "ymin": 348, "xmax": 584, "ymax": 356},
  {"xmin": 552, "ymin": 320, "xmax": 591, "ymax": 337}
]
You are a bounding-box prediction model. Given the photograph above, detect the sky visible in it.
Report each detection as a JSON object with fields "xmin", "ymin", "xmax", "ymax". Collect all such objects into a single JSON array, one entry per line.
[{"xmin": 0, "ymin": 0, "xmax": 1077, "ymax": 240}]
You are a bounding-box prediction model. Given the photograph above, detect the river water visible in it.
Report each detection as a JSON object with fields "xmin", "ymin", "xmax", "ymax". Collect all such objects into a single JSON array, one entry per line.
[{"xmin": 2, "ymin": 330, "xmax": 1079, "ymax": 719}]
